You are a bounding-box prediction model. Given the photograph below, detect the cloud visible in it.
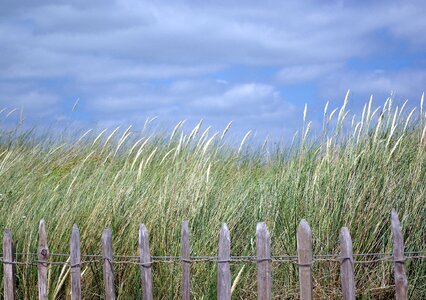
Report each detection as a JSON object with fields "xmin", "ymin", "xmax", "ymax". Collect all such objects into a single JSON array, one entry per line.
[
  {"xmin": 191, "ymin": 83, "xmax": 282, "ymax": 115},
  {"xmin": 277, "ymin": 63, "xmax": 343, "ymax": 84},
  {"xmin": 319, "ymin": 68, "xmax": 426, "ymax": 103},
  {"xmin": 0, "ymin": 0, "xmax": 425, "ymax": 140},
  {"xmin": 0, "ymin": 82, "xmax": 60, "ymax": 117}
]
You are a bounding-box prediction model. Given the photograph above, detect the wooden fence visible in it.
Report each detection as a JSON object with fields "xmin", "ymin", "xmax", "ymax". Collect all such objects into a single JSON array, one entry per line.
[{"xmin": 0, "ymin": 209, "xmax": 420, "ymax": 299}]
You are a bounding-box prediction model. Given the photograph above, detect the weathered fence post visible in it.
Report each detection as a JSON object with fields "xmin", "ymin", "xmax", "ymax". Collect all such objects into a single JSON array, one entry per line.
[
  {"xmin": 340, "ymin": 227, "xmax": 355, "ymax": 300},
  {"xmin": 218, "ymin": 224, "xmax": 231, "ymax": 300},
  {"xmin": 297, "ymin": 219, "xmax": 313, "ymax": 300},
  {"xmin": 70, "ymin": 224, "xmax": 82, "ymax": 300},
  {"xmin": 181, "ymin": 221, "xmax": 190, "ymax": 300},
  {"xmin": 139, "ymin": 224, "xmax": 153, "ymax": 300},
  {"xmin": 256, "ymin": 222, "xmax": 272, "ymax": 300},
  {"xmin": 38, "ymin": 220, "xmax": 49, "ymax": 300},
  {"xmin": 102, "ymin": 228, "xmax": 116, "ymax": 300},
  {"xmin": 391, "ymin": 209, "xmax": 408, "ymax": 300},
  {"xmin": 3, "ymin": 229, "xmax": 16, "ymax": 300}
]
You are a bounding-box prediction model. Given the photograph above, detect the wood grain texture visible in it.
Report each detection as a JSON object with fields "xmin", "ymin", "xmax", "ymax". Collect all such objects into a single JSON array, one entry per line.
[
  {"xmin": 38, "ymin": 220, "xmax": 49, "ymax": 300},
  {"xmin": 256, "ymin": 222, "xmax": 271, "ymax": 300},
  {"xmin": 139, "ymin": 224, "xmax": 153, "ymax": 300},
  {"xmin": 391, "ymin": 209, "xmax": 408, "ymax": 300},
  {"xmin": 181, "ymin": 221, "xmax": 190, "ymax": 300},
  {"xmin": 217, "ymin": 224, "xmax": 231, "ymax": 300},
  {"xmin": 70, "ymin": 224, "xmax": 81, "ymax": 300},
  {"xmin": 102, "ymin": 228, "xmax": 116, "ymax": 300},
  {"xmin": 340, "ymin": 227, "xmax": 355, "ymax": 300},
  {"xmin": 3, "ymin": 229, "xmax": 16, "ymax": 300},
  {"xmin": 297, "ymin": 220, "xmax": 313, "ymax": 300}
]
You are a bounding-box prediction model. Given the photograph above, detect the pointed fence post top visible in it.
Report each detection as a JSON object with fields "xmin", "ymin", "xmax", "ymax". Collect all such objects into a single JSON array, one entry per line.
[
  {"xmin": 181, "ymin": 221, "xmax": 189, "ymax": 235},
  {"xmin": 102, "ymin": 228, "xmax": 112, "ymax": 245},
  {"xmin": 103, "ymin": 228, "xmax": 112, "ymax": 237},
  {"xmin": 39, "ymin": 219, "xmax": 46, "ymax": 239},
  {"xmin": 138, "ymin": 223, "xmax": 151, "ymax": 262},
  {"xmin": 340, "ymin": 227, "xmax": 352, "ymax": 250},
  {"xmin": 38, "ymin": 220, "xmax": 49, "ymax": 253},
  {"xmin": 220, "ymin": 223, "xmax": 230, "ymax": 240},
  {"xmin": 218, "ymin": 223, "xmax": 231, "ymax": 257},
  {"xmin": 297, "ymin": 219, "xmax": 312, "ymax": 237},
  {"xmin": 256, "ymin": 222, "xmax": 269, "ymax": 237},
  {"xmin": 340, "ymin": 226, "xmax": 350, "ymax": 236},
  {"xmin": 391, "ymin": 209, "xmax": 401, "ymax": 228},
  {"xmin": 38, "ymin": 219, "xmax": 48, "ymax": 250},
  {"xmin": 71, "ymin": 224, "xmax": 81, "ymax": 251},
  {"xmin": 3, "ymin": 229, "xmax": 12, "ymax": 243},
  {"xmin": 72, "ymin": 224, "xmax": 80, "ymax": 235},
  {"xmin": 139, "ymin": 224, "xmax": 148, "ymax": 239},
  {"xmin": 391, "ymin": 209, "xmax": 404, "ymax": 257}
]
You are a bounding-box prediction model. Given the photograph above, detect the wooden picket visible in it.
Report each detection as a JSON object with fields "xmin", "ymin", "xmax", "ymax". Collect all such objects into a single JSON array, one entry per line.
[
  {"xmin": 70, "ymin": 224, "xmax": 82, "ymax": 300},
  {"xmin": 2, "ymin": 229, "xmax": 15, "ymax": 300},
  {"xmin": 181, "ymin": 221, "xmax": 191, "ymax": 300},
  {"xmin": 139, "ymin": 224, "xmax": 153, "ymax": 300},
  {"xmin": 391, "ymin": 210, "xmax": 408, "ymax": 300},
  {"xmin": 37, "ymin": 220, "xmax": 49, "ymax": 300},
  {"xmin": 256, "ymin": 222, "xmax": 272, "ymax": 300},
  {"xmin": 102, "ymin": 228, "xmax": 116, "ymax": 300},
  {"xmin": 217, "ymin": 224, "xmax": 231, "ymax": 300},
  {"xmin": 0, "ymin": 209, "xmax": 421, "ymax": 299},
  {"xmin": 297, "ymin": 220, "xmax": 313, "ymax": 300},
  {"xmin": 340, "ymin": 227, "xmax": 355, "ymax": 300}
]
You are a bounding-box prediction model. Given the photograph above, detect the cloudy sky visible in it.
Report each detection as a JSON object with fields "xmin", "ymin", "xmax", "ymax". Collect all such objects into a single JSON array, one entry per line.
[{"xmin": 1, "ymin": 0, "xmax": 425, "ymax": 141}]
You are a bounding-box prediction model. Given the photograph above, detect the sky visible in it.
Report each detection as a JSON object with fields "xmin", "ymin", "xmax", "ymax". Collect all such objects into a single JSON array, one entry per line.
[{"xmin": 1, "ymin": 0, "xmax": 425, "ymax": 142}]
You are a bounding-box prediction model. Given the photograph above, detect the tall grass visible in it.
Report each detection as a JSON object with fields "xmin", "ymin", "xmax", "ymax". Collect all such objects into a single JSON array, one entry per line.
[{"xmin": 0, "ymin": 95, "xmax": 425, "ymax": 299}]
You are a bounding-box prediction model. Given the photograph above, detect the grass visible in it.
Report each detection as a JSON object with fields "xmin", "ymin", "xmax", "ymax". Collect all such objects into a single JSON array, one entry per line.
[{"xmin": 0, "ymin": 95, "xmax": 425, "ymax": 299}]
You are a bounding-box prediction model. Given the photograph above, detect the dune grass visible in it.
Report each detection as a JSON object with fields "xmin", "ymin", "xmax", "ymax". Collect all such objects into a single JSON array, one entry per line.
[{"xmin": 0, "ymin": 95, "xmax": 425, "ymax": 299}]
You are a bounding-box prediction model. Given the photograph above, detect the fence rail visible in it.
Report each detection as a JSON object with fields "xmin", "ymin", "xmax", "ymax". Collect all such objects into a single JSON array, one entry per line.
[{"xmin": 1, "ymin": 209, "xmax": 425, "ymax": 299}]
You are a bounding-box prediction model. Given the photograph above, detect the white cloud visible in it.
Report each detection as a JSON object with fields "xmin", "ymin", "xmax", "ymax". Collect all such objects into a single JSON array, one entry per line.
[
  {"xmin": 277, "ymin": 63, "xmax": 343, "ymax": 84},
  {"xmin": 0, "ymin": 0, "xmax": 425, "ymax": 138},
  {"xmin": 0, "ymin": 83, "xmax": 60, "ymax": 117},
  {"xmin": 319, "ymin": 69, "xmax": 426, "ymax": 102}
]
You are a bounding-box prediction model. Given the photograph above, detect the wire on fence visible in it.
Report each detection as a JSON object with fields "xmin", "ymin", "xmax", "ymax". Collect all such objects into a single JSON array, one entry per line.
[{"xmin": 1, "ymin": 251, "xmax": 424, "ymax": 267}]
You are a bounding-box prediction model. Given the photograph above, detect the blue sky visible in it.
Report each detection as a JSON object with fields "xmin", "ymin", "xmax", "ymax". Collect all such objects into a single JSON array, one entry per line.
[{"xmin": 1, "ymin": 0, "xmax": 425, "ymax": 141}]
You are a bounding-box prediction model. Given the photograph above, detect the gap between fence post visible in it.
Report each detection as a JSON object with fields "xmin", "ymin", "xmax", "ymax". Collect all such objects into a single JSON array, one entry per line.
[
  {"xmin": 218, "ymin": 223, "xmax": 231, "ymax": 300},
  {"xmin": 3, "ymin": 229, "xmax": 16, "ymax": 300},
  {"xmin": 38, "ymin": 219, "xmax": 49, "ymax": 300},
  {"xmin": 391, "ymin": 209, "xmax": 408, "ymax": 300},
  {"xmin": 340, "ymin": 227, "xmax": 355, "ymax": 300},
  {"xmin": 256, "ymin": 222, "xmax": 272, "ymax": 300},
  {"xmin": 181, "ymin": 221, "xmax": 190, "ymax": 300},
  {"xmin": 297, "ymin": 219, "xmax": 313, "ymax": 300},
  {"xmin": 102, "ymin": 228, "xmax": 116, "ymax": 300},
  {"xmin": 139, "ymin": 224, "xmax": 153, "ymax": 300},
  {"xmin": 70, "ymin": 224, "xmax": 82, "ymax": 300}
]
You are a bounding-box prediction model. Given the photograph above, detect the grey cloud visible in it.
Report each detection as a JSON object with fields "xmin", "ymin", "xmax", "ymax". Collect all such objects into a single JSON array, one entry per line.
[
  {"xmin": 0, "ymin": 0, "xmax": 425, "ymax": 138},
  {"xmin": 0, "ymin": 82, "xmax": 60, "ymax": 117},
  {"xmin": 277, "ymin": 63, "xmax": 343, "ymax": 84},
  {"xmin": 321, "ymin": 69, "xmax": 426, "ymax": 98},
  {"xmin": 2, "ymin": 0, "xmax": 425, "ymax": 84}
]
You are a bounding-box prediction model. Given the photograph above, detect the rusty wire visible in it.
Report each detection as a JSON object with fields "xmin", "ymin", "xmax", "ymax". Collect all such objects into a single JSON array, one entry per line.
[{"xmin": 0, "ymin": 251, "xmax": 424, "ymax": 267}]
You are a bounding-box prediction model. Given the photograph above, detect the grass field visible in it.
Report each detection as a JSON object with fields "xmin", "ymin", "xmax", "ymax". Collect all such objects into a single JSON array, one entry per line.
[{"xmin": 0, "ymin": 96, "xmax": 425, "ymax": 299}]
